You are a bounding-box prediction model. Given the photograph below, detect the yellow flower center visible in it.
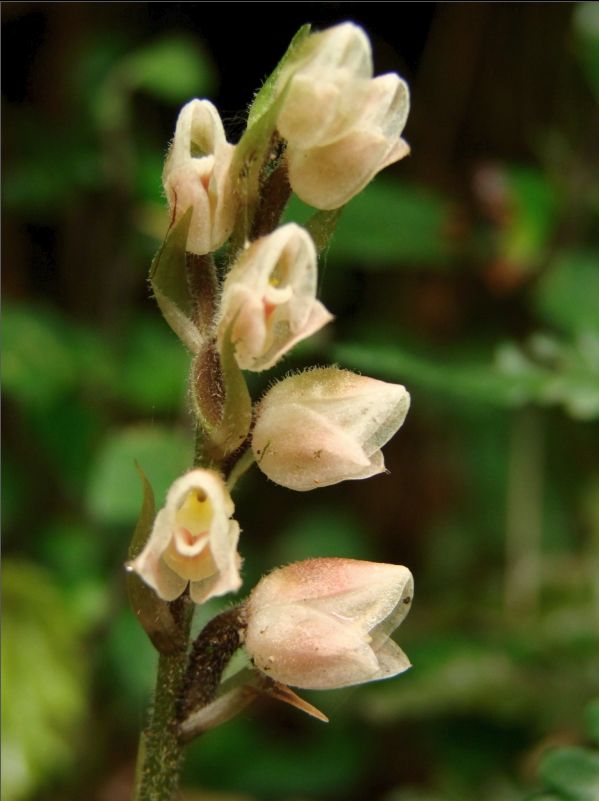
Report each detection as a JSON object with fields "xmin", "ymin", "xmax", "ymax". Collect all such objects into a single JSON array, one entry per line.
[{"xmin": 163, "ymin": 489, "xmax": 218, "ymax": 582}]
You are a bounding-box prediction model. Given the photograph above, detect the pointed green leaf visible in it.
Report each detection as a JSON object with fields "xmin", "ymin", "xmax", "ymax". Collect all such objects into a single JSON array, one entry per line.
[
  {"xmin": 216, "ymin": 331, "xmax": 253, "ymax": 456},
  {"xmin": 230, "ymin": 25, "xmax": 311, "ymax": 249},
  {"xmin": 194, "ymin": 328, "xmax": 252, "ymax": 460},
  {"xmin": 150, "ymin": 208, "xmax": 203, "ymax": 353},
  {"xmin": 229, "ymin": 103, "xmax": 283, "ymax": 251},
  {"xmin": 246, "ymin": 24, "xmax": 311, "ymax": 128},
  {"xmin": 120, "ymin": 36, "xmax": 216, "ymax": 102},
  {"xmin": 127, "ymin": 462, "xmax": 156, "ymax": 560}
]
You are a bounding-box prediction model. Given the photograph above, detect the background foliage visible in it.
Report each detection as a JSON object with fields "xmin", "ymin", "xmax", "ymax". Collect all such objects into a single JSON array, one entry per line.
[{"xmin": 2, "ymin": 3, "xmax": 599, "ymax": 801}]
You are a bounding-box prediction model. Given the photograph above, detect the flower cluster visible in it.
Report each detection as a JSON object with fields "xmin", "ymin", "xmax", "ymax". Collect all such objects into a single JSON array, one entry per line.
[{"xmin": 130, "ymin": 22, "xmax": 414, "ymax": 726}]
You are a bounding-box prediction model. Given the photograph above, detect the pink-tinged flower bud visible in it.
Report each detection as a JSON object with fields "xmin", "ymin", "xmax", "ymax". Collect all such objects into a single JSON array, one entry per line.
[
  {"xmin": 243, "ymin": 558, "xmax": 413, "ymax": 690},
  {"xmin": 275, "ymin": 23, "xmax": 410, "ymax": 209},
  {"xmin": 252, "ymin": 367, "xmax": 410, "ymax": 491},
  {"xmin": 163, "ymin": 100, "xmax": 236, "ymax": 255},
  {"xmin": 217, "ymin": 223, "xmax": 333, "ymax": 371},
  {"xmin": 128, "ymin": 469, "xmax": 241, "ymax": 604}
]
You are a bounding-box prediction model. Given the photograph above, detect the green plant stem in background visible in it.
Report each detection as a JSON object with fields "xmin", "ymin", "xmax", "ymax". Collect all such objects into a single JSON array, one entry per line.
[{"xmin": 504, "ymin": 407, "xmax": 545, "ymax": 621}]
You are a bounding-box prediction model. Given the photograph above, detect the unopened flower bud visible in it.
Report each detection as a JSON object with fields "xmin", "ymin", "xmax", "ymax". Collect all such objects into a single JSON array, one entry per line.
[
  {"xmin": 128, "ymin": 469, "xmax": 241, "ymax": 604},
  {"xmin": 163, "ymin": 100, "xmax": 236, "ymax": 255},
  {"xmin": 252, "ymin": 367, "xmax": 410, "ymax": 491},
  {"xmin": 217, "ymin": 223, "xmax": 333, "ymax": 372},
  {"xmin": 275, "ymin": 22, "xmax": 410, "ymax": 209},
  {"xmin": 243, "ymin": 558, "xmax": 413, "ymax": 690}
]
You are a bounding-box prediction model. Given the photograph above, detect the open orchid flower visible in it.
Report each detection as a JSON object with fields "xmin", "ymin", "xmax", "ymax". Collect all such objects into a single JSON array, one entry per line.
[
  {"xmin": 243, "ymin": 558, "xmax": 413, "ymax": 690},
  {"xmin": 128, "ymin": 469, "xmax": 241, "ymax": 604},
  {"xmin": 252, "ymin": 367, "xmax": 410, "ymax": 491},
  {"xmin": 163, "ymin": 99, "xmax": 237, "ymax": 255},
  {"xmin": 275, "ymin": 22, "xmax": 410, "ymax": 209},
  {"xmin": 217, "ymin": 223, "xmax": 333, "ymax": 371}
]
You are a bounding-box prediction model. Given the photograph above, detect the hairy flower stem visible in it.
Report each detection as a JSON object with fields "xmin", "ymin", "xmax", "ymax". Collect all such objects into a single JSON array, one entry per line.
[
  {"xmin": 132, "ymin": 598, "xmax": 193, "ymax": 801},
  {"xmin": 179, "ymin": 606, "xmax": 247, "ymax": 721}
]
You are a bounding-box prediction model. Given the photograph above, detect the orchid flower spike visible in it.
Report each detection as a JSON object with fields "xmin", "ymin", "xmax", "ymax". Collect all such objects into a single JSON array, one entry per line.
[
  {"xmin": 275, "ymin": 22, "xmax": 410, "ymax": 209},
  {"xmin": 217, "ymin": 223, "xmax": 333, "ymax": 371},
  {"xmin": 243, "ymin": 558, "xmax": 414, "ymax": 690},
  {"xmin": 128, "ymin": 469, "xmax": 241, "ymax": 604},
  {"xmin": 252, "ymin": 367, "xmax": 410, "ymax": 490},
  {"xmin": 163, "ymin": 99, "xmax": 237, "ymax": 255}
]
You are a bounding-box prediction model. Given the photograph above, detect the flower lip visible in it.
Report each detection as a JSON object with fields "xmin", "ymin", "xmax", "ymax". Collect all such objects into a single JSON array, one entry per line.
[{"xmin": 218, "ymin": 224, "xmax": 333, "ymax": 372}]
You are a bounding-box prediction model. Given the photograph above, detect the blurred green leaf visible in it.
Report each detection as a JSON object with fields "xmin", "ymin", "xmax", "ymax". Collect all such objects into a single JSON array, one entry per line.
[
  {"xmin": 101, "ymin": 606, "xmax": 157, "ymax": 718},
  {"xmin": 3, "ymin": 303, "xmax": 118, "ymax": 410},
  {"xmin": 3, "ymin": 115, "xmax": 101, "ymax": 214},
  {"xmin": 27, "ymin": 396, "xmax": 105, "ymax": 495},
  {"xmin": 497, "ymin": 335, "xmax": 599, "ymax": 420},
  {"xmin": 1, "ymin": 455, "xmax": 27, "ymax": 531},
  {"xmin": 539, "ymin": 747, "xmax": 599, "ymax": 801},
  {"xmin": 285, "ymin": 178, "xmax": 453, "ymax": 266},
  {"xmin": 586, "ymin": 700, "xmax": 599, "ymax": 747},
  {"xmin": 361, "ymin": 639, "xmax": 519, "ymax": 724},
  {"xmin": 334, "ymin": 334, "xmax": 599, "ymax": 418},
  {"xmin": 37, "ymin": 521, "xmax": 110, "ymax": 630},
  {"xmin": 533, "ymin": 251, "xmax": 599, "ymax": 336},
  {"xmin": 117, "ymin": 316, "xmax": 188, "ymax": 413},
  {"xmin": 334, "ymin": 340, "xmax": 544, "ymax": 408},
  {"xmin": 574, "ymin": 3, "xmax": 599, "ymax": 101},
  {"xmin": 503, "ymin": 167, "xmax": 557, "ymax": 271},
  {"xmin": 272, "ymin": 506, "xmax": 377, "ymax": 567},
  {"xmin": 86, "ymin": 424, "xmax": 192, "ymax": 525},
  {"xmin": 329, "ymin": 177, "xmax": 453, "ymax": 266},
  {"xmin": 120, "ymin": 36, "xmax": 216, "ymax": 102},
  {"xmin": 185, "ymin": 714, "xmax": 372, "ymax": 798},
  {"xmin": 1, "ymin": 561, "xmax": 88, "ymax": 801},
  {"xmin": 3, "ymin": 305, "xmax": 80, "ymax": 407}
]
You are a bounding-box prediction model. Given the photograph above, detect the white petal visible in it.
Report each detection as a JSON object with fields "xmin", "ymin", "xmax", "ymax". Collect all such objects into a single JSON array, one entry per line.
[
  {"xmin": 251, "ymin": 559, "xmax": 412, "ymax": 628},
  {"xmin": 287, "ymin": 130, "xmax": 393, "ymax": 210},
  {"xmin": 188, "ymin": 521, "xmax": 242, "ymax": 603},
  {"xmin": 245, "ymin": 300, "xmax": 333, "ymax": 372},
  {"xmin": 166, "ymin": 99, "xmax": 228, "ymax": 169},
  {"xmin": 128, "ymin": 508, "xmax": 187, "ymax": 601},
  {"xmin": 372, "ymin": 639, "xmax": 412, "ymax": 680},
  {"xmin": 360, "ymin": 74, "xmax": 410, "ymax": 137},
  {"xmin": 253, "ymin": 402, "xmax": 376, "ymax": 491},
  {"xmin": 245, "ymin": 603, "xmax": 379, "ymax": 690}
]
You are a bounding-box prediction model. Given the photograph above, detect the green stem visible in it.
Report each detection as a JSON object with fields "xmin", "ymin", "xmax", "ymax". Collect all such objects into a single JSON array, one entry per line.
[{"xmin": 132, "ymin": 601, "xmax": 193, "ymax": 801}]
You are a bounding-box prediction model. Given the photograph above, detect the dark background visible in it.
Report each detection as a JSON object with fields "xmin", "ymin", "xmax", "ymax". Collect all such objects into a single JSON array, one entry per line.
[{"xmin": 3, "ymin": 4, "xmax": 599, "ymax": 801}]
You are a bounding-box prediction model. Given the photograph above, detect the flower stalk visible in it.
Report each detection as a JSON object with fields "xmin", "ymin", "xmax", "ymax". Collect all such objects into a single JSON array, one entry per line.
[
  {"xmin": 132, "ymin": 597, "xmax": 193, "ymax": 801},
  {"xmin": 128, "ymin": 20, "xmax": 414, "ymax": 801}
]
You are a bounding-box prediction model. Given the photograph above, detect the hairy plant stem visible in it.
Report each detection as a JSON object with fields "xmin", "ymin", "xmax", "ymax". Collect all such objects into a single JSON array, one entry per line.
[{"xmin": 132, "ymin": 598, "xmax": 193, "ymax": 801}]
